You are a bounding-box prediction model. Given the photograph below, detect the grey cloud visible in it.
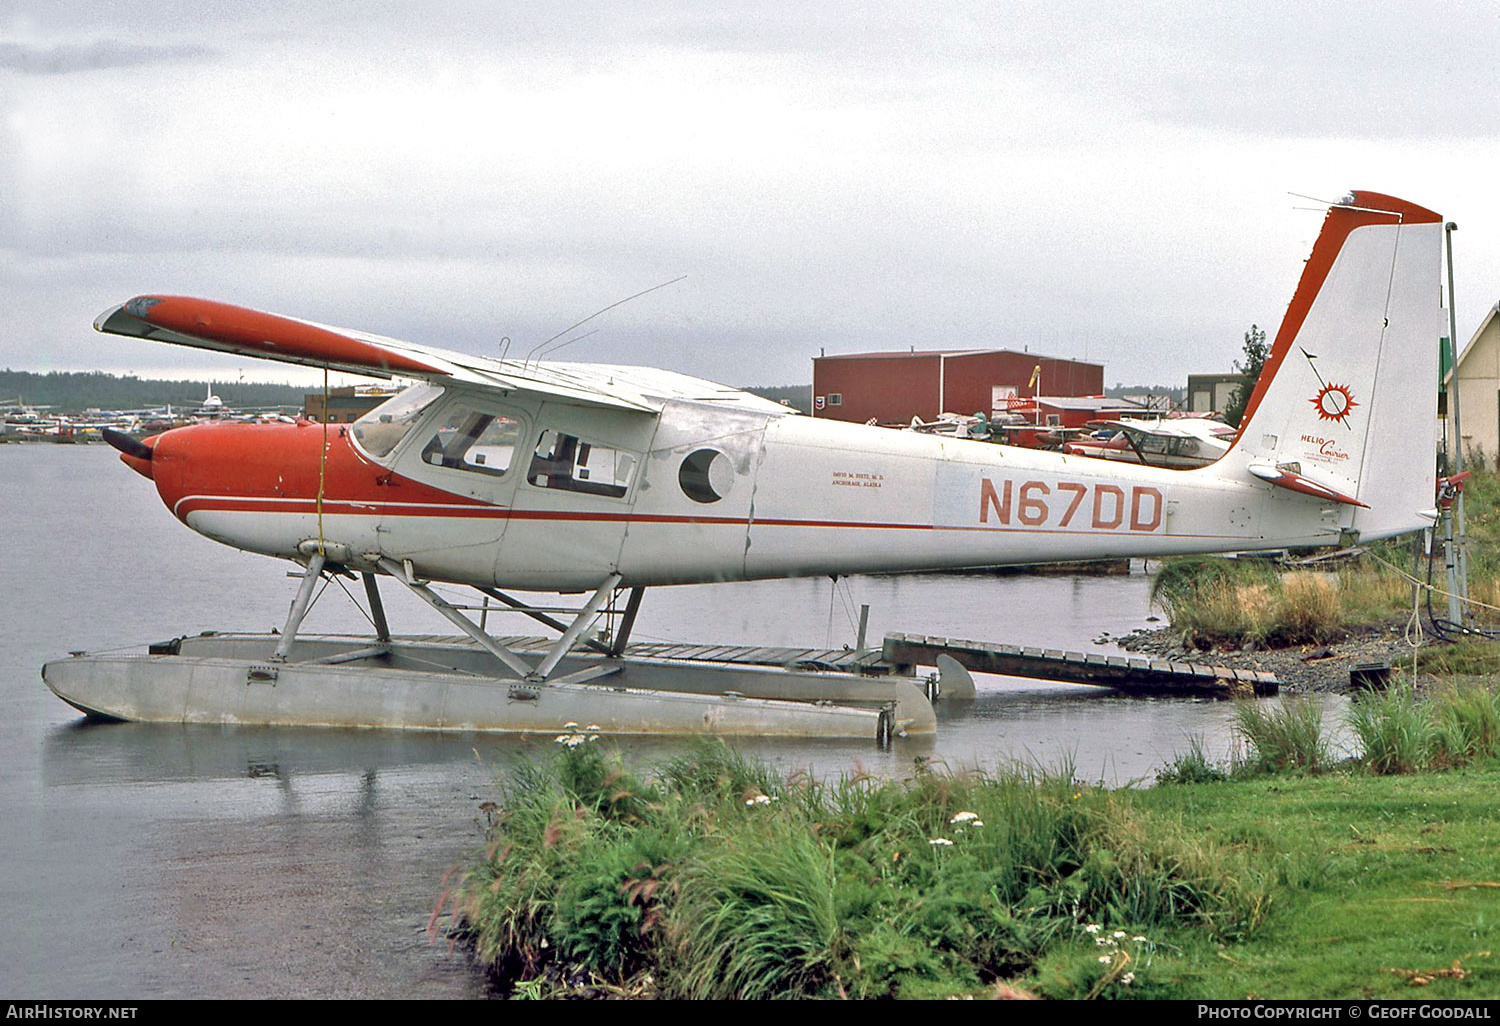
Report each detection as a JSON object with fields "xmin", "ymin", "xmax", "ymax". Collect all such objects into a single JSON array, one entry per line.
[{"xmin": 0, "ymin": 40, "xmax": 215, "ymax": 75}]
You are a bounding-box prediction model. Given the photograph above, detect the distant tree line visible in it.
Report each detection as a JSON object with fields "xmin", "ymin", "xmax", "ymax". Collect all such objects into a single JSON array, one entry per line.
[
  {"xmin": 2, "ymin": 369, "xmax": 815, "ymax": 416},
  {"xmin": 743, "ymin": 384, "xmax": 811, "ymax": 414},
  {"xmin": 0, "ymin": 370, "xmax": 309, "ymax": 414}
]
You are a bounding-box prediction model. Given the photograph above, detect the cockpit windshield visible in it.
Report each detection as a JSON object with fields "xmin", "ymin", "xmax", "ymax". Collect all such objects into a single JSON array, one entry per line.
[{"xmin": 351, "ymin": 383, "xmax": 444, "ymax": 458}]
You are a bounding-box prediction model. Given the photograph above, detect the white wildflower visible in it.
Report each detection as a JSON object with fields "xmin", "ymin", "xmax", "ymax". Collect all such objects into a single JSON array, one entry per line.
[
  {"xmin": 1121, "ymin": 972, "xmax": 1135, "ymax": 985},
  {"xmin": 562, "ymin": 722, "xmax": 579, "ymax": 729},
  {"xmin": 1113, "ymin": 930, "xmax": 1127, "ymax": 939},
  {"xmin": 929, "ymin": 837, "xmax": 955, "ymax": 846},
  {"xmin": 1133, "ymin": 935, "xmax": 1148, "ymax": 943},
  {"xmin": 1098, "ymin": 956, "xmax": 1112, "ymax": 964},
  {"xmin": 1083, "ymin": 924, "xmax": 1102, "ymax": 934},
  {"xmin": 949, "ymin": 811, "xmax": 980, "ymax": 824}
]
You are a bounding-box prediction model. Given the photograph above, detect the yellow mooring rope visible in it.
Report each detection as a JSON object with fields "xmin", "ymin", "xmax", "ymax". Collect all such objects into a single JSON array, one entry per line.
[{"xmin": 316, "ymin": 364, "xmax": 328, "ymax": 557}]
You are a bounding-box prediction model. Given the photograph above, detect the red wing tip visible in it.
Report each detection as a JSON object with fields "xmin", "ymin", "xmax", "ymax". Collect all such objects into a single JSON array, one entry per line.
[{"xmin": 101, "ymin": 295, "xmax": 450, "ymax": 377}]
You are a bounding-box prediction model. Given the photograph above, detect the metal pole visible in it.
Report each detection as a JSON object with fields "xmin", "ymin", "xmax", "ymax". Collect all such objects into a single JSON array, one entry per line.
[
  {"xmin": 1444, "ymin": 222, "xmax": 1472, "ymax": 625},
  {"xmin": 1446, "ymin": 223, "xmax": 1463, "ymax": 473}
]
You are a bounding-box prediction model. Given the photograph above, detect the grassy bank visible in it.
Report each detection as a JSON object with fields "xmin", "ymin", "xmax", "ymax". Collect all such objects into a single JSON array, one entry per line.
[
  {"xmin": 452, "ymin": 687, "xmax": 1500, "ymax": 999},
  {"xmin": 1150, "ymin": 467, "xmax": 1500, "ymax": 652}
]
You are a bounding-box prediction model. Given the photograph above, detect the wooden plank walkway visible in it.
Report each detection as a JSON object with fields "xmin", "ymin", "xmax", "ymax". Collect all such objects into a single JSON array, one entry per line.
[
  {"xmin": 419, "ymin": 633, "xmax": 1277, "ymax": 696},
  {"xmin": 881, "ymin": 633, "xmax": 1277, "ymax": 696},
  {"xmin": 487, "ymin": 635, "xmax": 880, "ymax": 672}
]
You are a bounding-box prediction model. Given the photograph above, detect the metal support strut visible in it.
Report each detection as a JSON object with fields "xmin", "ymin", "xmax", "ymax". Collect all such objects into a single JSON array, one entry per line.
[
  {"xmin": 363, "ymin": 572, "xmax": 391, "ymax": 643},
  {"xmin": 272, "ymin": 552, "xmax": 326, "ymax": 662},
  {"xmin": 374, "ymin": 558, "xmax": 624, "ymax": 683}
]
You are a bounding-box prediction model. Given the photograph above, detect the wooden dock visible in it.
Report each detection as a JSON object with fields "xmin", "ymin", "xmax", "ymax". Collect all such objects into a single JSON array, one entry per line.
[
  {"xmin": 441, "ymin": 633, "xmax": 1275, "ymax": 696},
  {"xmin": 881, "ymin": 633, "xmax": 1277, "ymax": 696}
]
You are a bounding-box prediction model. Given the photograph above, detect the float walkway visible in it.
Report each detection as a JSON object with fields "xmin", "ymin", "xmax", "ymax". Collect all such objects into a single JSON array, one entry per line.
[
  {"xmin": 490, "ymin": 633, "xmax": 1277, "ymax": 696},
  {"xmin": 881, "ymin": 633, "xmax": 1278, "ymax": 695}
]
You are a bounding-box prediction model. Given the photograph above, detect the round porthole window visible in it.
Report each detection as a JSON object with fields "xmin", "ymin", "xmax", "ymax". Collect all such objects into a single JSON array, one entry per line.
[{"xmin": 679, "ymin": 448, "xmax": 734, "ymax": 503}]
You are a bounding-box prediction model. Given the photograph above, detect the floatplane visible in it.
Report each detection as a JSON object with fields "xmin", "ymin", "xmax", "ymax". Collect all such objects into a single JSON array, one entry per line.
[
  {"xmin": 1063, "ymin": 416, "xmax": 1236, "ymax": 469},
  {"xmin": 44, "ymin": 191, "xmax": 1445, "ymax": 740}
]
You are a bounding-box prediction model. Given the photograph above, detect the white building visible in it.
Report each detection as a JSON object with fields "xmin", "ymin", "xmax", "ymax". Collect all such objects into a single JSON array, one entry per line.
[{"xmin": 1450, "ymin": 302, "xmax": 1500, "ymax": 465}]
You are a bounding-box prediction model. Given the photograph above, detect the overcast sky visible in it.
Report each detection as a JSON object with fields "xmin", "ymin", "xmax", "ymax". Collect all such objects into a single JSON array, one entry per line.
[{"xmin": 5, "ymin": 1, "xmax": 1499, "ymax": 392}]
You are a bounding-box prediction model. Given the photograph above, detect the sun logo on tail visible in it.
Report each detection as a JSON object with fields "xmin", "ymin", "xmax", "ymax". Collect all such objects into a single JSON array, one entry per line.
[{"xmin": 1310, "ymin": 383, "xmax": 1357, "ymax": 426}]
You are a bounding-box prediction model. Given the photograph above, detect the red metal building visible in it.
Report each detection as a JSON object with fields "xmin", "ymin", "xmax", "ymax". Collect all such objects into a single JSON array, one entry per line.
[{"xmin": 811, "ymin": 349, "xmax": 1104, "ymax": 424}]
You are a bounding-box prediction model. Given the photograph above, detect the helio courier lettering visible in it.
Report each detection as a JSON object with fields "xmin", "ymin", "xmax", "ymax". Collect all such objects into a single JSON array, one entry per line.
[{"xmin": 978, "ymin": 478, "xmax": 1165, "ymax": 532}]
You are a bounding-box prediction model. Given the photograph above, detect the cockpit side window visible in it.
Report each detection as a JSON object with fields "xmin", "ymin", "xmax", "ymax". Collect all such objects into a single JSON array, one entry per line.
[
  {"xmin": 351, "ymin": 383, "xmax": 444, "ymax": 459},
  {"xmin": 527, "ymin": 430, "xmax": 637, "ymax": 498},
  {"xmin": 419, "ymin": 406, "xmax": 523, "ymax": 477}
]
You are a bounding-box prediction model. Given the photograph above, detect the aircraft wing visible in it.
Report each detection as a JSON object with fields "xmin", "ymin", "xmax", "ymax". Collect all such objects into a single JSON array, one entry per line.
[
  {"xmin": 95, "ymin": 295, "xmax": 788, "ymax": 416},
  {"xmin": 1088, "ymin": 419, "xmax": 1148, "ymax": 436},
  {"xmin": 1089, "ymin": 418, "xmax": 1197, "ymax": 439}
]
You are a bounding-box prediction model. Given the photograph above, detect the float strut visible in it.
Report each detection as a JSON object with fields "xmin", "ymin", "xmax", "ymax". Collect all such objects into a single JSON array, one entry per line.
[
  {"xmin": 477, "ymin": 587, "xmax": 614, "ymax": 657},
  {"xmin": 272, "ymin": 551, "xmax": 326, "ymax": 662},
  {"xmin": 362, "ymin": 572, "xmax": 391, "ymax": 643},
  {"xmin": 533, "ymin": 574, "xmax": 622, "ymax": 680},
  {"xmin": 375, "ymin": 558, "xmax": 536, "ymax": 679},
  {"xmin": 609, "ymin": 587, "xmax": 645, "ymax": 657}
]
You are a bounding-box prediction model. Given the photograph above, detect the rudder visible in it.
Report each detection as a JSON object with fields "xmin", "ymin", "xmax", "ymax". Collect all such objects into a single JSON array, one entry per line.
[{"xmin": 1224, "ymin": 191, "xmax": 1444, "ymax": 542}]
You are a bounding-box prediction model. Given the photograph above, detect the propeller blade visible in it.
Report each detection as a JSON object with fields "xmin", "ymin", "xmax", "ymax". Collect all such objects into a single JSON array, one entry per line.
[{"xmin": 102, "ymin": 428, "xmax": 153, "ymax": 462}]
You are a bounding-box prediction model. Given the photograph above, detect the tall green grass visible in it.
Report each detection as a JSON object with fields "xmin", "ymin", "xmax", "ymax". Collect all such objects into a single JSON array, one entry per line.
[
  {"xmin": 1219, "ymin": 683, "xmax": 1500, "ymax": 777},
  {"xmin": 453, "ymin": 740, "xmax": 1274, "ymax": 999},
  {"xmin": 1234, "ymin": 699, "xmax": 1329, "ymax": 773},
  {"xmin": 1349, "ymin": 681, "xmax": 1500, "ymax": 773}
]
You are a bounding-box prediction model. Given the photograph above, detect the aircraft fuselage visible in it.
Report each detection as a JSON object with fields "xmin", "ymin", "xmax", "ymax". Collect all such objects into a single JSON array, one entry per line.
[{"xmin": 130, "ymin": 387, "xmax": 1351, "ymax": 591}]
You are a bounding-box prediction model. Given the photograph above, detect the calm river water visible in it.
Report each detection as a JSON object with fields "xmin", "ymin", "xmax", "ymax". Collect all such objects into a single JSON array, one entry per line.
[{"xmin": 0, "ymin": 444, "xmax": 1341, "ymax": 998}]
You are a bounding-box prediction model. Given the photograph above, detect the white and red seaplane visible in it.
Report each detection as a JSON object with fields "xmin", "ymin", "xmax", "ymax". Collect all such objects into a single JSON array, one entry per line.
[{"xmin": 45, "ymin": 191, "xmax": 1445, "ymax": 739}]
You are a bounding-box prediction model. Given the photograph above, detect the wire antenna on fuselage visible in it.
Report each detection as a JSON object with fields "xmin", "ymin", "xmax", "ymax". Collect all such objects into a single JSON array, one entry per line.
[{"xmin": 521, "ymin": 275, "xmax": 687, "ymax": 371}]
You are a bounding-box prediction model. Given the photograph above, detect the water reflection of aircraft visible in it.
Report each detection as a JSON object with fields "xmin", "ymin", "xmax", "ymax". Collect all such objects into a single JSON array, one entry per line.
[
  {"xmin": 1064, "ymin": 417, "xmax": 1236, "ymax": 469},
  {"xmin": 49, "ymin": 191, "xmax": 1444, "ymax": 736}
]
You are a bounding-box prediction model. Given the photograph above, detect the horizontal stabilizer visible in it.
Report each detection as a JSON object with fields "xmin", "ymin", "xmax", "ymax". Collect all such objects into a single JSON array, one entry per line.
[{"xmin": 1246, "ymin": 461, "xmax": 1368, "ymax": 507}]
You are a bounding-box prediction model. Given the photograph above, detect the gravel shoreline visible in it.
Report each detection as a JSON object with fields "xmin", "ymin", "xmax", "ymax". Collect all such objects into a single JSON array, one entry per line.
[{"xmin": 1108, "ymin": 619, "xmax": 1438, "ymax": 694}]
